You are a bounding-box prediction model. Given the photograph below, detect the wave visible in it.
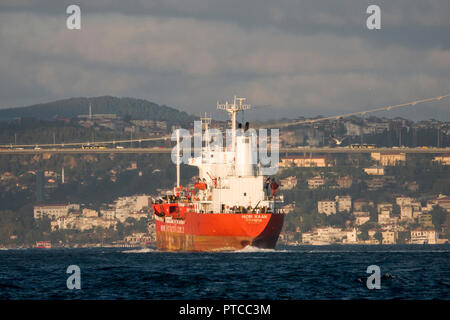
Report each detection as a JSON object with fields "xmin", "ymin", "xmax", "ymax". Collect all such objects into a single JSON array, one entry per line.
[
  {"xmin": 122, "ymin": 248, "xmax": 158, "ymax": 254},
  {"xmin": 234, "ymin": 245, "xmax": 290, "ymax": 253},
  {"xmin": 305, "ymin": 249, "xmax": 450, "ymax": 253}
]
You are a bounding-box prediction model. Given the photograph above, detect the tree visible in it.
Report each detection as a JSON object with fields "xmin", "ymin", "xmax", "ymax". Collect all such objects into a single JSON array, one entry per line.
[
  {"xmin": 392, "ymin": 204, "xmax": 400, "ymax": 217},
  {"xmin": 397, "ymin": 231, "xmax": 409, "ymax": 244},
  {"xmin": 430, "ymin": 205, "xmax": 448, "ymax": 230},
  {"xmin": 446, "ymin": 214, "xmax": 450, "ymax": 240},
  {"xmin": 358, "ymin": 231, "xmax": 369, "ymax": 241},
  {"xmin": 374, "ymin": 231, "xmax": 383, "ymax": 243}
]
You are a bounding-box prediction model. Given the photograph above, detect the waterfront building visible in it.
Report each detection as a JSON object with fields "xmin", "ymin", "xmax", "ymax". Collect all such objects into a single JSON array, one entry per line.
[
  {"xmin": 382, "ymin": 231, "xmax": 398, "ymax": 244},
  {"xmin": 410, "ymin": 229, "xmax": 438, "ymax": 244},
  {"xmin": 343, "ymin": 228, "xmax": 357, "ymax": 243}
]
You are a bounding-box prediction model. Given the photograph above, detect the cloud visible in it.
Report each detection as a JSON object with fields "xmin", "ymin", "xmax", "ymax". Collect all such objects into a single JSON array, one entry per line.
[{"xmin": 0, "ymin": 1, "xmax": 449, "ymax": 120}]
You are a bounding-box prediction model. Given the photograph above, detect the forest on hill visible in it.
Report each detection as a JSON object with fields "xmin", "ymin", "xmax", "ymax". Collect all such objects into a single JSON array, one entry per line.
[{"xmin": 0, "ymin": 96, "xmax": 196, "ymax": 124}]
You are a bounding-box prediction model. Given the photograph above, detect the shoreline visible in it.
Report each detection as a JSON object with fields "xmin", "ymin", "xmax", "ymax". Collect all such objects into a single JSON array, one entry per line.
[{"xmin": 1, "ymin": 242, "xmax": 450, "ymax": 250}]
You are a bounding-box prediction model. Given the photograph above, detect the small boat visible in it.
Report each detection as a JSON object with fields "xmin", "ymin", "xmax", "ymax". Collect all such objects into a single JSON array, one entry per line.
[{"xmin": 35, "ymin": 241, "xmax": 51, "ymax": 249}]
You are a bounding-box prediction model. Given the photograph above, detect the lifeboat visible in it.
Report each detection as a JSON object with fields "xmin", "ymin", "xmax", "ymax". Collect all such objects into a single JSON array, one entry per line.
[{"xmin": 194, "ymin": 182, "xmax": 207, "ymax": 190}]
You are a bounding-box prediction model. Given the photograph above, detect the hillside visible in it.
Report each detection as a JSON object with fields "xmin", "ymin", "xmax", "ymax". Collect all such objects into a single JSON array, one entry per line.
[{"xmin": 0, "ymin": 96, "xmax": 196, "ymax": 124}]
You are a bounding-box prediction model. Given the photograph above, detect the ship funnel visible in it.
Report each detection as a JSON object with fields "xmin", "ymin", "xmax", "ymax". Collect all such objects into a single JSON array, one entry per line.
[{"xmin": 235, "ymin": 134, "xmax": 256, "ymax": 176}]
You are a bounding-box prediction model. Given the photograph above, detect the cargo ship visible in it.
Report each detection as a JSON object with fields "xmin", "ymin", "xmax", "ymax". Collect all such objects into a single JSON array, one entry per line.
[{"xmin": 152, "ymin": 96, "xmax": 284, "ymax": 251}]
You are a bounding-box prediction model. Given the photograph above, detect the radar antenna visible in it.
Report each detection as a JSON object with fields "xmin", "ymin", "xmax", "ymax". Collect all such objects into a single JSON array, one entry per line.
[{"xmin": 217, "ymin": 95, "xmax": 251, "ymax": 153}]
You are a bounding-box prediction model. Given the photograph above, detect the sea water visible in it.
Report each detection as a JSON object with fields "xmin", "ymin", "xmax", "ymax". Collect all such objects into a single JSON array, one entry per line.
[{"xmin": 0, "ymin": 245, "xmax": 449, "ymax": 299}]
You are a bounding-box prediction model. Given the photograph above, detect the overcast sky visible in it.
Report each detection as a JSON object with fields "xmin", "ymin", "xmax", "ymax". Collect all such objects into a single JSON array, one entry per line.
[{"xmin": 0, "ymin": 0, "xmax": 449, "ymax": 120}]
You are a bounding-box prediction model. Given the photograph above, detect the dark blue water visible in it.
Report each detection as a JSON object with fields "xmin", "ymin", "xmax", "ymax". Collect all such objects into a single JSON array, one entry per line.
[{"xmin": 0, "ymin": 245, "xmax": 449, "ymax": 299}]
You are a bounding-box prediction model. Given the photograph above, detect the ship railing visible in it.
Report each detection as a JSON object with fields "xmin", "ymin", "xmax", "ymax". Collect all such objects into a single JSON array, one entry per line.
[
  {"xmin": 214, "ymin": 184, "xmax": 230, "ymax": 189},
  {"xmin": 264, "ymin": 195, "xmax": 284, "ymax": 202}
]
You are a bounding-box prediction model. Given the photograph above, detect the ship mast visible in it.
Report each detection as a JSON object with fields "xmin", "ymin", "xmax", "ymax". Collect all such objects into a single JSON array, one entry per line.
[
  {"xmin": 217, "ymin": 95, "xmax": 251, "ymax": 155},
  {"xmin": 200, "ymin": 113, "xmax": 211, "ymax": 150},
  {"xmin": 176, "ymin": 129, "xmax": 180, "ymax": 188}
]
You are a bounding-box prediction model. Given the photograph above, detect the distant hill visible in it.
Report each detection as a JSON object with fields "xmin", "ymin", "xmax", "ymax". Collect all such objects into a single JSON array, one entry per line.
[{"xmin": 0, "ymin": 96, "xmax": 196, "ymax": 124}]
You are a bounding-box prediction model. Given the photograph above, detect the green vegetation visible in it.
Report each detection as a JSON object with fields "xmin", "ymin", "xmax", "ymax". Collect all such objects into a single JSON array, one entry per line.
[
  {"xmin": 0, "ymin": 205, "xmax": 50, "ymax": 246},
  {"xmin": 0, "ymin": 153, "xmax": 197, "ymax": 211},
  {"xmin": 0, "ymin": 118, "xmax": 163, "ymax": 147},
  {"xmin": 430, "ymin": 205, "xmax": 448, "ymax": 230},
  {"xmin": 0, "ymin": 96, "xmax": 196, "ymax": 124}
]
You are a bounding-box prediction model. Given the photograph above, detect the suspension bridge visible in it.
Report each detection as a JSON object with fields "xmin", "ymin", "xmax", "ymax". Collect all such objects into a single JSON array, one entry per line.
[{"xmin": 0, "ymin": 93, "xmax": 448, "ymax": 154}]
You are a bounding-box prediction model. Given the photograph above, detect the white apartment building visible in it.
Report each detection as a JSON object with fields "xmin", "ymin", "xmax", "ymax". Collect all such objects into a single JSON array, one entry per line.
[
  {"xmin": 396, "ymin": 197, "xmax": 416, "ymax": 206},
  {"xmin": 302, "ymin": 232, "xmax": 314, "ymax": 244},
  {"xmin": 377, "ymin": 203, "xmax": 393, "ymax": 213},
  {"xmin": 433, "ymin": 155, "xmax": 450, "ymax": 166},
  {"xmin": 335, "ymin": 195, "xmax": 352, "ymax": 212},
  {"xmin": 343, "ymin": 228, "xmax": 357, "ymax": 243},
  {"xmin": 124, "ymin": 233, "xmax": 153, "ymax": 244},
  {"xmin": 354, "ymin": 211, "xmax": 370, "ymax": 226},
  {"xmin": 378, "ymin": 210, "xmax": 391, "ymax": 224},
  {"xmin": 280, "ymin": 156, "xmax": 329, "ymax": 168},
  {"xmin": 34, "ymin": 203, "xmax": 80, "ymax": 220},
  {"xmin": 400, "ymin": 205, "xmax": 414, "ymax": 222},
  {"xmin": 115, "ymin": 211, "xmax": 130, "ymax": 223},
  {"xmin": 364, "ymin": 166, "xmax": 385, "ymax": 176},
  {"xmin": 100, "ymin": 209, "xmax": 116, "ymax": 219},
  {"xmin": 114, "ymin": 195, "xmax": 150, "ymax": 212},
  {"xmin": 410, "ymin": 229, "xmax": 438, "ymax": 244},
  {"xmin": 113, "ymin": 194, "xmax": 152, "ymax": 222},
  {"xmin": 279, "ymin": 176, "xmax": 298, "ymax": 190},
  {"xmin": 382, "ymin": 231, "xmax": 398, "ymax": 244},
  {"xmin": 425, "ymin": 195, "xmax": 450, "ymax": 213},
  {"xmin": 50, "ymin": 216, "xmax": 116, "ymax": 232},
  {"xmin": 316, "ymin": 227, "xmax": 344, "ymax": 244},
  {"xmin": 303, "ymin": 227, "xmax": 344, "ymax": 244},
  {"xmin": 371, "ymin": 152, "xmax": 406, "ymax": 166},
  {"xmin": 308, "ymin": 176, "xmax": 326, "ymax": 189},
  {"xmin": 378, "ymin": 209, "xmax": 399, "ymax": 225},
  {"xmin": 318, "ymin": 200, "xmax": 337, "ymax": 215},
  {"xmin": 82, "ymin": 208, "xmax": 99, "ymax": 218}
]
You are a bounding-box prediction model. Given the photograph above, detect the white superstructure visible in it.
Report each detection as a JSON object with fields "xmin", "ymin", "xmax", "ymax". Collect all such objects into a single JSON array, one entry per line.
[{"xmin": 186, "ymin": 96, "xmax": 283, "ymax": 214}]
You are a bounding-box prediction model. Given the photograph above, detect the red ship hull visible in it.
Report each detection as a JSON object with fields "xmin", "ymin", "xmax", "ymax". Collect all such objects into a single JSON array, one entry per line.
[{"xmin": 153, "ymin": 204, "xmax": 284, "ymax": 252}]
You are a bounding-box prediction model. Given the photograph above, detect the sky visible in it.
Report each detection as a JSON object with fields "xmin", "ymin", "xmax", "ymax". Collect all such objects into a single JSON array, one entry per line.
[{"xmin": 0, "ymin": 0, "xmax": 449, "ymax": 121}]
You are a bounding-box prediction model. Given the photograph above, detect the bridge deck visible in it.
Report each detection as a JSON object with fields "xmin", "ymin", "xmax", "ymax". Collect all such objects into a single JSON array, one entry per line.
[{"xmin": 0, "ymin": 147, "xmax": 448, "ymax": 154}]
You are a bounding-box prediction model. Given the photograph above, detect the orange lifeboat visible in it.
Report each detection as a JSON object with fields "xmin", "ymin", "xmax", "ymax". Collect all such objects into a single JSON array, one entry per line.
[{"xmin": 194, "ymin": 182, "xmax": 207, "ymax": 190}]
